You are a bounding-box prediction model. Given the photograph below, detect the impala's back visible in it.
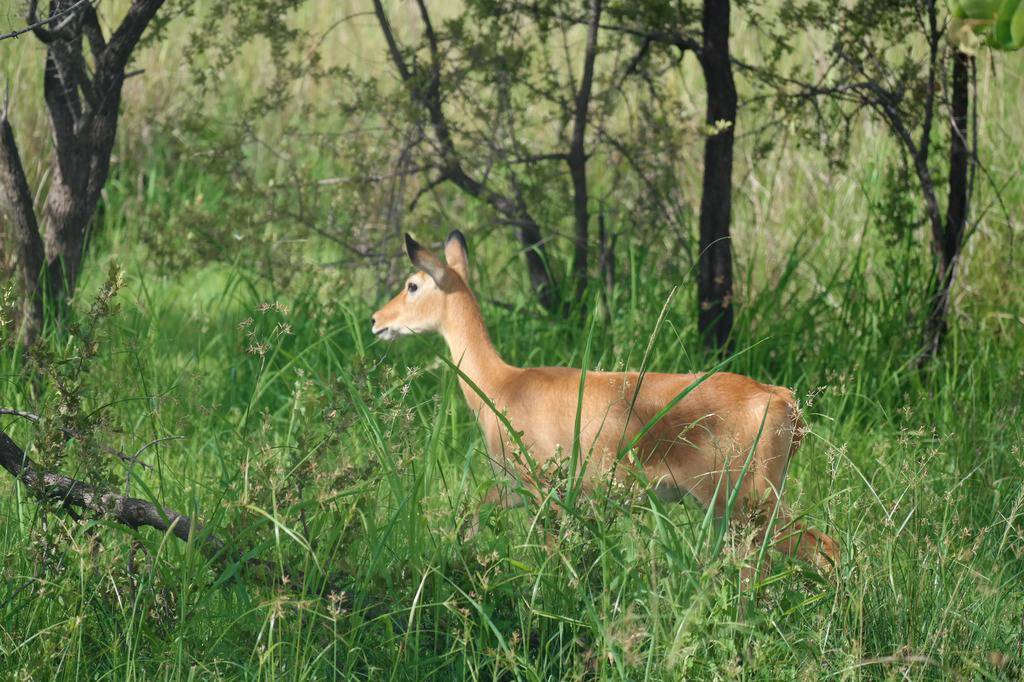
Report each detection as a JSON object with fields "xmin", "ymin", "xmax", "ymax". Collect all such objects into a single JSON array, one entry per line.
[{"xmin": 480, "ymin": 368, "xmax": 800, "ymax": 514}]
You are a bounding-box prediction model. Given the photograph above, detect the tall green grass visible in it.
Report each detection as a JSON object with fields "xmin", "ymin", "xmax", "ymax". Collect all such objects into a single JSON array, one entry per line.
[{"xmin": 2, "ymin": 155, "xmax": 1022, "ymax": 677}]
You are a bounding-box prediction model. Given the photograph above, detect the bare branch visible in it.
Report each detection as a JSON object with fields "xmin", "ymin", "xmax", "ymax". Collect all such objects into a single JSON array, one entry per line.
[
  {"xmin": 620, "ymin": 36, "xmax": 652, "ymax": 84},
  {"xmin": 407, "ymin": 170, "xmax": 451, "ymax": 211},
  {"xmin": 102, "ymin": 0, "xmax": 166, "ymax": 74},
  {"xmin": 370, "ymin": 0, "xmax": 562, "ymax": 313},
  {"xmin": 80, "ymin": 3, "xmax": 107, "ymax": 59},
  {"xmin": 0, "ymin": 0, "xmax": 90, "ymax": 43},
  {"xmin": 0, "ymin": 428, "xmax": 209, "ymax": 547},
  {"xmin": 371, "ymin": 0, "xmax": 412, "ymax": 82},
  {"xmin": 599, "ymin": 22, "xmax": 702, "ymax": 59},
  {"xmin": 124, "ymin": 435, "xmax": 183, "ymax": 494},
  {"xmin": 0, "ymin": 427, "xmax": 394, "ymax": 622},
  {"xmin": 916, "ymin": 0, "xmax": 940, "ymax": 168},
  {"xmin": 0, "ymin": 408, "xmax": 153, "ymax": 470}
]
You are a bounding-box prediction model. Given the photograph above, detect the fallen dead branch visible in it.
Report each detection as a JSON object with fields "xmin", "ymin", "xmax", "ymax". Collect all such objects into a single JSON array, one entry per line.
[
  {"xmin": 0, "ymin": 408, "xmax": 153, "ymax": 470},
  {"xmin": 0, "ymin": 429, "xmax": 207, "ymax": 546},
  {"xmin": 0, "ymin": 425, "xmax": 393, "ymax": 623}
]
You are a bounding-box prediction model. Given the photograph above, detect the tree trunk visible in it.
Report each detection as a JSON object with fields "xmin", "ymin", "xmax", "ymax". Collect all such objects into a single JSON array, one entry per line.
[
  {"xmin": 698, "ymin": 0, "xmax": 737, "ymax": 352},
  {"xmin": 38, "ymin": 26, "xmax": 125, "ymax": 301},
  {"xmin": 568, "ymin": 156, "xmax": 590, "ymax": 303},
  {"xmin": 0, "ymin": 110, "xmax": 46, "ymax": 344},
  {"xmin": 597, "ymin": 209, "xmax": 616, "ymax": 319},
  {"xmin": 42, "ymin": 157, "xmax": 93, "ymax": 299},
  {"xmin": 923, "ymin": 50, "xmax": 971, "ymax": 360},
  {"xmin": 569, "ymin": 0, "xmax": 601, "ymax": 304}
]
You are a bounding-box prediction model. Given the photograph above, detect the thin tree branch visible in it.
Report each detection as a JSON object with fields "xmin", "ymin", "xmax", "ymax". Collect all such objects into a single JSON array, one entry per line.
[
  {"xmin": 102, "ymin": 0, "xmax": 166, "ymax": 74},
  {"xmin": 916, "ymin": 0, "xmax": 940, "ymax": 169},
  {"xmin": 370, "ymin": 0, "xmax": 562, "ymax": 313},
  {"xmin": 80, "ymin": 3, "xmax": 107, "ymax": 59},
  {"xmin": 407, "ymin": 170, "xmax": 451, "ymax": 211},
  {"xmin": 598, "ymin": 22, "xmax": 702, "ymax": 59},
  {"xmin": 0, "ymin": 0, "xmax": 90, "ymax": 43},
  {"xmin": 0, "ymin": 408, "xmax": 153, "ymax": 470},
  {"xmin": 371, "ymin": 0, "xmax": 412, "ymax": 81}
]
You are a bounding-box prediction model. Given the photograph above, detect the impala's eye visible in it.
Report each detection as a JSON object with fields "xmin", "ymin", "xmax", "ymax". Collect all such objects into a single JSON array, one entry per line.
[{"xmin": 407, "ymin": 282, "xmax": 418, "ymax": 294}]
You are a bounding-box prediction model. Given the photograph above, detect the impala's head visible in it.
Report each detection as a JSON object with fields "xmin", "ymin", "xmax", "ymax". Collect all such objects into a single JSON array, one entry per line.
[{"xmin": 371, "ymin": 231, "xmax": 471, "ymax": 341}]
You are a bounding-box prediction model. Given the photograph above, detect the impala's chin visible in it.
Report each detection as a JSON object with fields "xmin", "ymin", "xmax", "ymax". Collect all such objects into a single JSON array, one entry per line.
[{"xmin": 372, "ymin": 326, "xmax": 399, "ymax": 341}]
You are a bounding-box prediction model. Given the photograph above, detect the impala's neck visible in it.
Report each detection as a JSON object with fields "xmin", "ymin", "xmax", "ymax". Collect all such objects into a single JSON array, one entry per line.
[{"xmin": 441, "ymin": 290, "xmax": 512, "ymax": 412}]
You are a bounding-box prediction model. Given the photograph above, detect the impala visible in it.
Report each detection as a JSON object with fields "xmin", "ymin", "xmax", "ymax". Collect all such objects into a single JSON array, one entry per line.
[{"xmin": 372, "ymin": 231, "xmax": 839, "ymax": 569}]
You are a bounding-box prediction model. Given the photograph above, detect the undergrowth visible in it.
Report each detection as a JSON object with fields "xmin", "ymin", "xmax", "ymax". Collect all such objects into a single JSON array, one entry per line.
[{"xmin": 1, "ymin": 186, "xmax": 1022, "ymax": 678}]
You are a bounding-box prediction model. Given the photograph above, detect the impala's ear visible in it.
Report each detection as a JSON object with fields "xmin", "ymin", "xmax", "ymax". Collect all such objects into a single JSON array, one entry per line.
[
  {"xmin": 405, "ymin": 233, "xmax": 447, "ymax": 285},
  {"xmin": 444, "ymin": 230, "xmax": 469, "ymax": 284}
]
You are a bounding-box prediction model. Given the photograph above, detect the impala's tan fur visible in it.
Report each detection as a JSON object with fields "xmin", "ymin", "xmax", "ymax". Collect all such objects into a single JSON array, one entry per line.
[{"xmin": 372, "ymin": 232, "xmax": 838, "ymax": 569}]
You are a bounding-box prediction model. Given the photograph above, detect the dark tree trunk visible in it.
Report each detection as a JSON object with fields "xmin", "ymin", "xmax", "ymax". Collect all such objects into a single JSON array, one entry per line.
[
  {"xmin": 40, "ymin": 64, "xmax": 125, "ymax": 298},
  {"xmin": 923, "ymin": 50, "xmax": 971, "ymax": 361},
  {"xmin": 0, "ymin": 110, "xmax": 46, "ymax": 344},
  {"xmin": 38, "ymin": 3, "xmax": 129, "ymax": 301},
  {"xmin": 697, "ymin": 0, "xmax": 737, "ymax": 352},
  {"xmin": 42, "ymin": 137, "xmax": 94, "ymax": 299},
  {"xmin": 568, "ymin": 0, "xmax": 601, "ymax": 304},
  {"xmin": 568, "ymin": 158, "xmax": 590, "ymax": 303},
  {"xmin": 597, "ymin": 209, "xmax": 616, "ymax": 318}
]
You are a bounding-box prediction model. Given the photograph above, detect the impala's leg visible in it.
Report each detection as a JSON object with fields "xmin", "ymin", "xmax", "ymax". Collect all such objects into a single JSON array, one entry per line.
[
  {"xmin": 730, "ymin": 487, "xmax": 840, "ymax": 572},
  {"xmin": 736, "ymin": 521, "xmax": 773, "ymax": 589},
  {"xmin": 462, "ymin": 484, "xmax": 525, "ymax": 541},
  {"xmin": 771, "ymin": 512, "xmax": 840, "ymax": 569},
  {"xmin": 760, "ymin": 393, "xmax": 840, "ymax": 570},
  {"xmin": 734, "ymin": 505, "xmax": 839, "ymax": 575},
  {"xmin": 755, "ymin": 465, "xmax": 840, "ymax": 569}
]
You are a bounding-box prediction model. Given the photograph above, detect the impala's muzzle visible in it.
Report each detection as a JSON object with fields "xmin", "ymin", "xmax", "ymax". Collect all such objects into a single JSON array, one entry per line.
[{"xmin": 370, "ymin": 314, "xmax": 397, "ymax": 341}]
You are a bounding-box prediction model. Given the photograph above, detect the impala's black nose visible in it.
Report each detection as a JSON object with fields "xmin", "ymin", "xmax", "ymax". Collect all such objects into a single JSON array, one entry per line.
[{"xmin": 371, "ymin": 316, "xmax": 376, "ymax": 327}]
